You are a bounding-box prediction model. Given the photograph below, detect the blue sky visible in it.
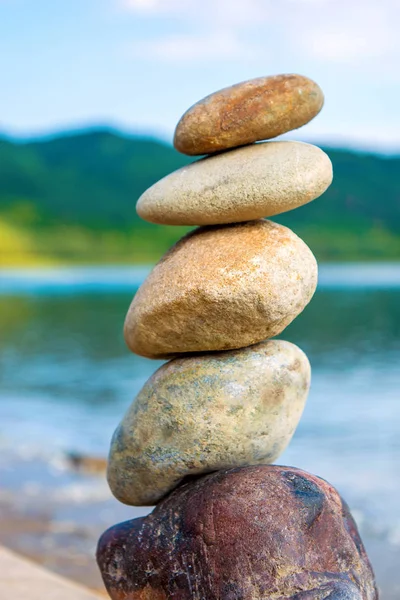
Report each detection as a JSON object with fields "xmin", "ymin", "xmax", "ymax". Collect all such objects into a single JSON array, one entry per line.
[{"xmin": 0, "ymin": 0, "xmax": 399, "ymax": 151}]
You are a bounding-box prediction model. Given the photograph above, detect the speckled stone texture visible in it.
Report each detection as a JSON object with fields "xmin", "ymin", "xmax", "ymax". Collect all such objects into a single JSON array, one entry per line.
[
  {"xmin": 174, "ymin": 73, "xmax": 324, "ymax": 155},
  {"xmin": 137, "ymin": 141, "xmax": 332, "ymax": 226},
  {"xmin": 97, "ymin": 465, "xmax": 378, "ymax": 600},
  {"xmin": 107, "ymin": 340, "xmax": 310, "ymax": 506},
  {"xmin": 124, "ymin": 220, "xmax": 318, "ymax": 358}
]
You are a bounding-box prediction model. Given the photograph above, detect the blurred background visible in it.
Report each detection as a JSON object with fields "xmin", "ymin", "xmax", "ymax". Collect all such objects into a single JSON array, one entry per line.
[{"xmin": 0, "ymin": 0, "xmax": 399, "ymax": 598}]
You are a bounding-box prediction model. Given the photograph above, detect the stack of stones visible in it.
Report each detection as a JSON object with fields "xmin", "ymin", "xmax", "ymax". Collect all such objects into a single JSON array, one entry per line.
[{"xmin": 97, "ymin": 75, "xmax": 378, "ymax": 599}]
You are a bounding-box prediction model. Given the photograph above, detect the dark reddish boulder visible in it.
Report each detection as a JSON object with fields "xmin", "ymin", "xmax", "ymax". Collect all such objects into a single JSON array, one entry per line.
[{"xmin": 97, "ymin": 465, "xmax": 378, "ymax": 600}]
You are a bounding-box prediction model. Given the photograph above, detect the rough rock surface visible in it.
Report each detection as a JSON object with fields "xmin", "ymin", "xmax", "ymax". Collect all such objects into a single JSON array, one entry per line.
[
  {"xmin": 107, "ymin": 340, "xmax": 310, "ymax": 506},
  {"xmin": 137, "ymin": 141, "xmax": 332, "ymax": 226},
  {"xmin": 124, "ymin": 220, "xmax": 318, "ymax": 358},
  {"xmin": 173, "ymin": 73, "xmax": 324, "ymax": 155},
  {"xmin": 97, "ymin": 465, "xmax": 378, "ymax": 600}
]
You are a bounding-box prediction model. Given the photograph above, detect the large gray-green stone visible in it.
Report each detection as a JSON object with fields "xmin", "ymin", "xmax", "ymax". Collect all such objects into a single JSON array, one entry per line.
[{"xmin": 107, "ymin": 340, "xmax": 311, "ymax": 506}]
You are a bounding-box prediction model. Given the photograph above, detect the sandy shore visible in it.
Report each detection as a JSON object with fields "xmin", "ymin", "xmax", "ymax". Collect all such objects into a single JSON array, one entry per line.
[{"xmin": 0, "ymin": 451, "xmax": 140, "ymax": 594}]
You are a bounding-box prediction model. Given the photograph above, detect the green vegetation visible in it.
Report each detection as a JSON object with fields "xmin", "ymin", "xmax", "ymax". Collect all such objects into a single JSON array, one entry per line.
[{"xmin": 0, "ymin": 128, "xmax": 399, "ymax": 265}]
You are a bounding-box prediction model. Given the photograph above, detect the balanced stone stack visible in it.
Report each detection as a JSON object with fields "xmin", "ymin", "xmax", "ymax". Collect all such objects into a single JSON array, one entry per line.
[{"xmin": 97, "ymin": 75, "xmax": 378, "ymax": 599}]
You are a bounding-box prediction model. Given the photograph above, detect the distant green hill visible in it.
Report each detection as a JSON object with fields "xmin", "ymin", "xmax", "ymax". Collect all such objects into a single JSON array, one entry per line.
[{"xmin": 0, "ymin": 128, "xmax": 399, "ymax": 265}]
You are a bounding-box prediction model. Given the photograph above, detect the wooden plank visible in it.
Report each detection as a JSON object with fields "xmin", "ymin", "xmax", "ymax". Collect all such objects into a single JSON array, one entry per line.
[{"xmin": 0, "ymin": 545, "xmax": 104, "ymax": 600}]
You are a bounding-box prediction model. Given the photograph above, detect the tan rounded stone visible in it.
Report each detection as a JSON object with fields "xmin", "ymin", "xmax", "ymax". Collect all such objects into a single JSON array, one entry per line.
[
  {"xmin": 124, "ymin": 220, "xmax": 318, "ymax": 358},
  {"xmin": 107, "ymin": 340, "xmax": 311, "ymax": 506},
  {"xmin": 137, "ymin": 141, "xmax": 332, "ymax": 226},
  {"xmin": 174, "ymin": 73, "xmax": 324, "ymax": 155}
]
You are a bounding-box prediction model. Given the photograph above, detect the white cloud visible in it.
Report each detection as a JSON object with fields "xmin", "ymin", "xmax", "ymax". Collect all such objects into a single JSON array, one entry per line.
[
  {"xmin": 288, "ymin": 0, "xmax": 329, "ymax": 3},
  {"xmin": 295, "ymin": 1, "xmax": 399, "ymax": 64},
  {"xmin": 122, "ymin": 0, "xmax": 269, "ymax": 63},
  {"xmin": 122, "ymin": 0, "xmax": 182, "ymax": 13},
  {"xmin": 304, "ymin": 30, "xmax": 383, "ymax": 63},
  {"xmin": 129, "ymin": 30, "xmax": 254, "ymax": 62},
  {"xmin": 120, "ymin": 0, "xmax": 400, "ymax": 69},
  {"xmin": 121, "ymin": 0, "xmax": 271, "ymax": 25}
]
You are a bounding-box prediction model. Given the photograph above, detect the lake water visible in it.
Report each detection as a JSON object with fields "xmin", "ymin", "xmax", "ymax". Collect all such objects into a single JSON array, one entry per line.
[{"xmin": 0, "ymin": 264, "xmax": 400, "ymax": 596}]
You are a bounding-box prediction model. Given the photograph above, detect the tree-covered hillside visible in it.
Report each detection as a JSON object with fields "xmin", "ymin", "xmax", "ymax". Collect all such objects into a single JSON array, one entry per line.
[{"xmin": 0, "ymin": 128, "xmax": 399, "ymax": 265}]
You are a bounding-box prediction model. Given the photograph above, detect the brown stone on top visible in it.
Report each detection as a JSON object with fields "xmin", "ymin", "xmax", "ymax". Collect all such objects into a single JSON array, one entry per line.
[
  {"xmin": 174, "ymin": 74, "xmax": 324, "ymax": 156},
  {"xmin": 123, "ymin": 220, "xmax": 317, "ymax": 358},
  {"xmin": 97, "ymin": 465, "xmax": 378, "ymax": 600}
]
